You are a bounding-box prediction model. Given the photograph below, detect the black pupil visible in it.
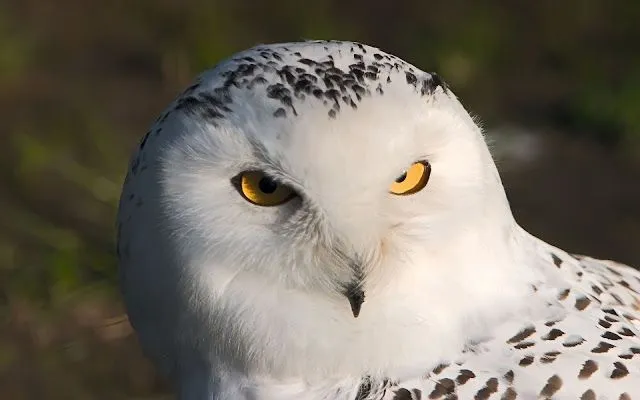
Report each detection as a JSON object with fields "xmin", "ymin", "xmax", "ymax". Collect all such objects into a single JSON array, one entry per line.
[
  {"xmin": 258, "ymin": 177, "xmax": 278, "ymax": 194},
  {"xmin": 395, "ymin": 171, "xmax": 407, "ymax": 183}
]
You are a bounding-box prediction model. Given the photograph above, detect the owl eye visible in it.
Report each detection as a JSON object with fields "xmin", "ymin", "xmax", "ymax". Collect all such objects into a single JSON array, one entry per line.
[
  {"xmin": 237, "ymin": 171, "xmax": 296, "ymax": 206},
  {"xmin": 389, "ymin": 161, "xmax": 431, "ymax": 195}
]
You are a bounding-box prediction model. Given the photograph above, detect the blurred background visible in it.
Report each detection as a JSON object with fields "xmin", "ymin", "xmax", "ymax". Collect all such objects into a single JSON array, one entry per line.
[{"xmin": 1, "ymin": 0, "xmax": 639, "ymax": 398}]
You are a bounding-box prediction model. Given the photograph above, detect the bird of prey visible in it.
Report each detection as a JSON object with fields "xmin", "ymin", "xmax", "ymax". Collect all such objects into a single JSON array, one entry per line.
[{"xmin": 116, "ymin": 40, "xmax": 640, "ymax": 400}]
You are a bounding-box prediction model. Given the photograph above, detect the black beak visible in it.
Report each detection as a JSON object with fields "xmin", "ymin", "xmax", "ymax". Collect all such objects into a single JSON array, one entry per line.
[
  {"xmin": 344, "ymin": 283, "xmax": 366, "ymax": 317},
  {"xmin": 334, "ymin": 248, "xmax": 366, "ymax": 318}
]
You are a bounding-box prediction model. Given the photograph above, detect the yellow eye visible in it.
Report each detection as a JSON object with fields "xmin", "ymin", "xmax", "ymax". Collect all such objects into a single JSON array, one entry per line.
[
  {"xmin": 237, "ymin": 171, "xmax": 296, "ymax": 206},
  {"xmin": 389, "ymin": 161, "xmax": 431, "ymax": 195}
]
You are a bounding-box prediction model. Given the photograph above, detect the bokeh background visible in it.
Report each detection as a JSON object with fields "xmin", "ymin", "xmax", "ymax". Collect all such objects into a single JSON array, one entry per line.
[{"xmin": 1, "ymin": 1, "xmax": 639, "ymax": 398}]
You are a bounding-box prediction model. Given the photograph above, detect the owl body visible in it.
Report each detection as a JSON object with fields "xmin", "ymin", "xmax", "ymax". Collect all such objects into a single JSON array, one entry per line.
[{"xmin": 117, "ymin": 41, "xmax": 640, "ymax": 399}]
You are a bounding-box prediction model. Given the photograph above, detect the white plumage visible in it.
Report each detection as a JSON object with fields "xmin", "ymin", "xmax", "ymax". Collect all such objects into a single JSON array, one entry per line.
[{"xmin": 116, "ymin": 40, "xmax": 640, "ymax": 400}]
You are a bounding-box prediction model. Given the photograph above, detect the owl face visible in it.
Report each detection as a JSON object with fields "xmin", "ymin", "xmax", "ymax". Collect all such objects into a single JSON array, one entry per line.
[
  {"xmin": 118, "ymin": 41, "xmax": 518, "ymax": 381},
  {"xmin": 159, "ymin": 73, "xmax": 498, "ymax": 318}
]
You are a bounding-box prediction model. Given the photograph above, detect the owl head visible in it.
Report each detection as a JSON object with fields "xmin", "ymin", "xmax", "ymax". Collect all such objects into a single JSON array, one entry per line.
[{"xmin": 117, "ymin": 41, "xmax": 526, "ymax": 392}]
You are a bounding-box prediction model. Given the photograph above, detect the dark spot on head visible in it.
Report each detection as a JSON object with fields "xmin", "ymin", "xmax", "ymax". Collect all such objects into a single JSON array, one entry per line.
[
  {"xmin": 405, "ymin": 71, "xmax": 417, "ymax": 86},
  {"xmin": 139, "ymin": 131, "xmax": 151, "ymax": 150},
  {"xmin": 429, "ymin": 73, "xmax": 447, "ymax": 92},
  {"xmin": 364, "ymin": 71, "xmax": 377, "ymax": 80}
]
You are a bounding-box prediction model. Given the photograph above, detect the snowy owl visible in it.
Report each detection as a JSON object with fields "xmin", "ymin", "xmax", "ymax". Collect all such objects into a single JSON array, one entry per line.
[{"xmin": 116, "ymin": 40, "xmax": 640, "ymax": 399}]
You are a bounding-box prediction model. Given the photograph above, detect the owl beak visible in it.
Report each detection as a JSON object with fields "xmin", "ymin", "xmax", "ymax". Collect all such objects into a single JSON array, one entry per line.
[
  {"xmin": 333, "ymin": 248, "xmax": 366, "ymax": 317},
  {"xmin": 344, "ymin": 280, "xmax": 365, "ymax": 318}
]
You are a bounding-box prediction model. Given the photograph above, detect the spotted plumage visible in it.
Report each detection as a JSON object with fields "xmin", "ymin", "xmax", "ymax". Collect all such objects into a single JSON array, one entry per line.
[
  {"xmin": 117, "ymin": 40, "xmax": 640, "ymax": 400},
  {"xmin": 370, "ymin": 250, "xmax": 640, "ymax": 399}
]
